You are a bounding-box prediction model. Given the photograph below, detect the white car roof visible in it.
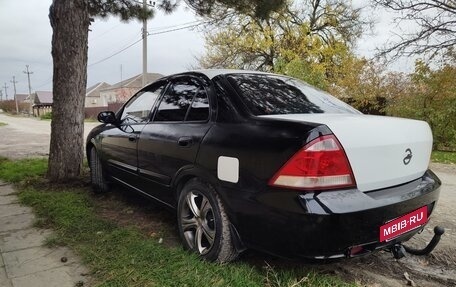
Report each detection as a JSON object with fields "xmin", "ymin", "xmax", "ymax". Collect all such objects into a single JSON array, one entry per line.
[{"xmin": 191, "ymin": 69, "xmax": 274, "ymax": 79}]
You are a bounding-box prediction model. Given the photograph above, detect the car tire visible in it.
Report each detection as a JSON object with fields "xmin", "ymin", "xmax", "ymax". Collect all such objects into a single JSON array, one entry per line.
[
  {"xmin": 89, "ymin": 147, "xmax": 110, "ymax": 193},
  {"xmin": 177, "ymin": 178, "xmax": 238, "ymax": 263}
]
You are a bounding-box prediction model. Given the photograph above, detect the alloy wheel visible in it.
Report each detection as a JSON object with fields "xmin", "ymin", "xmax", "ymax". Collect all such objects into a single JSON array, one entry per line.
[{"xmin": 180, "ymin": 190, "xmax": 216, "ymax": 255}]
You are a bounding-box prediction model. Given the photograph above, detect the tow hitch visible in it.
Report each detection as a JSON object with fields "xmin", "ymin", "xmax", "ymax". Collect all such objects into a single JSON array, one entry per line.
[
  {"xmin": 391, "ymin": 243, "xmax": 406, "ymax": 259},
  {"xmin": 404, "ymin": 226, "xmax": 445, "ymax": 255},
  {"xmin": 390, "ymin": 226, "xmax": 445, "ymax": 259}
]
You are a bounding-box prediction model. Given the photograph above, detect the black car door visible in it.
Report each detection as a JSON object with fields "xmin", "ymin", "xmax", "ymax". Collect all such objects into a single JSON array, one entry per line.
[
  {"xmin": 100, "ymin": 81, "xmax": 166, "ymax": 184},
  {"xmin": 137, "ymin": 76, "xmax": 212, "ymax": 204}
]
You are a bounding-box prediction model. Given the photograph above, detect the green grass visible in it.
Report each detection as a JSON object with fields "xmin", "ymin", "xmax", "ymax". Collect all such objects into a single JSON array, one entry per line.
[
  {"xmin": 0, "ymin": 158, "xmax": 354, "ymax": 287},
  {"xmin": 0, "ymin": 122, "xmax": 7, "ymax": 126},
  {"xmin": 0, "ymin": 157, "xmax": 47, "ymax": 183},
  {"xmin": 431, "ymin": 150, "xmax": 456, "ymax": 164}
]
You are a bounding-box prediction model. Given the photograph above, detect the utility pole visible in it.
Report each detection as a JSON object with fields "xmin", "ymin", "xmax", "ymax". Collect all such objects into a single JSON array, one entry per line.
[
  {"xmin": 23, "ymin": 65, "xmax": 33, "ymax": 115},
  {"xmin": 142, "ymin": 0, "xmax": 148, "ymax": 87},
  {"xmin": 120, "ymin": 64, "xmax": 123, "ymax": 88},
  {"xmin": 120, "ymin": 64, "xmax": 124, "ymax": 100},
  {"xmin": 0, "ymin": 90, "xmax": 3, "ymax": 101},
  {"xmin": 11, "ymin": 76, "xmax": 19, "ymax": 113},
  {"xmin": 3, "ymin": 83, "xmax": 8, "ymax": 101}
]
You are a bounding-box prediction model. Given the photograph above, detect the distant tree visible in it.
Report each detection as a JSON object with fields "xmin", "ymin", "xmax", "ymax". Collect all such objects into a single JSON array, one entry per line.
[
  {"xmin": 386, "ymin": 59, "xmax": 456, "ymax": 150},
  {"xmin": 48, "ymin": 0, "xmax": 284, "ymax": 182},
  {"xmin": 328, "ymin": 57, "xmax": 410, "ymax": 114},
  {"xmin": 198, "ymin": 0, "xmax": 370, "ymax": 88},
  {"xmin": 372, "ymin": 0, "xmax": 456, "ymax": 59}
]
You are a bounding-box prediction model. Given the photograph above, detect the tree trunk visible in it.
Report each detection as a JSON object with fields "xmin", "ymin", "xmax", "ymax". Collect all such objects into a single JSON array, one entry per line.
[{"xmin": 48, "ymin": 0, "xmax": 90, "ymax": 181}]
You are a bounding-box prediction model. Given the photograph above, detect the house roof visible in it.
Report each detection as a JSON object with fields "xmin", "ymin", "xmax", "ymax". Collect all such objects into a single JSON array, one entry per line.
[
  {"xmin": 100, "ymin": 73, "xmax": 163, "ymax": 92},
  {"xmin": 86, "ymin": 82, "xmax": 110, "ymax": 97},
  {"xmin": 35, "ymin": 91, "xmax": 53, "ymax": 104},
  {"xmin": 15, "ymin": 94, "xmax": 28, "ymax": 102}
]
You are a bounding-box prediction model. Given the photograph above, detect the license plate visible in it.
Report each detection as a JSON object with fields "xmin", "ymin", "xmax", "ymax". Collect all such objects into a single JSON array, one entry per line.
[{"xmin": 380, "ymin": 206, "xmax": 428, "ymax": 242}]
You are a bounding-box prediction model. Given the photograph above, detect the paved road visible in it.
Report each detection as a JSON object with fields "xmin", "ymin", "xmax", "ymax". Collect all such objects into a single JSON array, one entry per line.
[
  {"xmin": 0, "ymin": 113, "xmax": 98, "ymax": 159},
  {"xmin": 0, "ymin": 113, "xmax": 96, "ymax": 286}
]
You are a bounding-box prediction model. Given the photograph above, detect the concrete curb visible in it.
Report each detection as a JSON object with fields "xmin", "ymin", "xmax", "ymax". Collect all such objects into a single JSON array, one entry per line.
[{"xmin": 0, "ymin": 182, "xmax": 91, "ymax": 287}]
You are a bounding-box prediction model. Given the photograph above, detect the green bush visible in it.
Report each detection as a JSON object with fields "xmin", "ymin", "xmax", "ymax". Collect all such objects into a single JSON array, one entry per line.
[
  {"xmin": 40, "ymin": 112, "xmax": 53, "ymax": 120},
  {"xmin": 386, "ymin": 61, "xmax": 456, "ymax": 151}
]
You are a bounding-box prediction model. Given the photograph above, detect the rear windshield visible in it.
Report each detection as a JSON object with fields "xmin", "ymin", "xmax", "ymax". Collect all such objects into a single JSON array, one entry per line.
[{"xmin": 226, "ymin": 73, "xmax": 360, "ymax": 115}]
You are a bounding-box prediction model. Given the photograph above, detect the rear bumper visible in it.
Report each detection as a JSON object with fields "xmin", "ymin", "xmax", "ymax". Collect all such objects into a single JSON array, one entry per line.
[{"xmin": 221, "ymin": 170, "xmax": 441, "ymax": 259}]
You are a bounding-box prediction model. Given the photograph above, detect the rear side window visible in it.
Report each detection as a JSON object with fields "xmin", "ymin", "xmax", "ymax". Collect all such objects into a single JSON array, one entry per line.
[
  {"xmin": 154, "ymin": 78, "xmax": 209, "ymax": 122},
  {"xmin": 227, "ymin": 74, "xmax": 359, "ymax": 115}
]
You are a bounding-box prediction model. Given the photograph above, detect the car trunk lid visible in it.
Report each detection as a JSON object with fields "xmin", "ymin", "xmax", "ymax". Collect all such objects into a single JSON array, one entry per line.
[{"xmin": 260, "ymin": 114, "xmax": 433, "ymax": 192}]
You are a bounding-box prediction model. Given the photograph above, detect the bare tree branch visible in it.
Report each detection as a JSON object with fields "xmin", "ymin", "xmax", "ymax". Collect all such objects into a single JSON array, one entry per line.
[{"xmin": 373, "ymin": 0, "xmax": 456, "ymax": 59}]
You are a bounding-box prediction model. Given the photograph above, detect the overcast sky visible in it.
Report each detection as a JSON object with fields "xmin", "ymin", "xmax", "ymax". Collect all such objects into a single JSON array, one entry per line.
[{"xmin": 0, "ymin": 0, "xmax": 415, "ymax": 96}]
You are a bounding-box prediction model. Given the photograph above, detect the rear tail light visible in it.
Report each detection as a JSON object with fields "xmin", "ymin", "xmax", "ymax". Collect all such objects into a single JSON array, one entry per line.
[{"xmin": 269, "ymin": 135, "xmax": 356, "ymax": 190}]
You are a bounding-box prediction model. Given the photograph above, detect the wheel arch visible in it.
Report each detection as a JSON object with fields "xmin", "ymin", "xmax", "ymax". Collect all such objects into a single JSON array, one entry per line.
[{"xmin": 172, "ymin": 165, "xmax": 220, "ymax": 201}]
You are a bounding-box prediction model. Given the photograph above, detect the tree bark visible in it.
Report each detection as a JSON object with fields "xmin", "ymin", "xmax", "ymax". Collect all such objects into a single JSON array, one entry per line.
[{"xmin": 48, "ymin": 0, "xmax": 90, "ymax": 181}]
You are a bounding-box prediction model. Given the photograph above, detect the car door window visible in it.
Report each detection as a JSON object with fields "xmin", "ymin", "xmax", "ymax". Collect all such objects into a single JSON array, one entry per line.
[
  {"xmin": 154, "ymin": 79, "xmax": 204, "ymax": 122},
  {"xmin": 120, "ymin": 82, "xmax": 166, "ymax": 124}
]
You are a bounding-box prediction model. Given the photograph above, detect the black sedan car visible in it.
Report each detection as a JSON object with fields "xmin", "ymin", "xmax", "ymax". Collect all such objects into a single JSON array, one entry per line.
[{"xmin": 87, "ymin": 70, "xmax": 441, "ymax": 262}]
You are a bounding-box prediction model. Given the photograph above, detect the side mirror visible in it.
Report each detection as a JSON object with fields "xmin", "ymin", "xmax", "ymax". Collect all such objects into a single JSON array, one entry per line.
[{"xmin": 97, "ymin": 111, "xmax": 117, "ymax": 124}]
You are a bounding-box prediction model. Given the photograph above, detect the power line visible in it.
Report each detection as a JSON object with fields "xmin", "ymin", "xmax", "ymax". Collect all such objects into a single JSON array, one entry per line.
[
  {"xmin": 89, "ymin": 23, "xmax": 122, "ymax": 42},
  {"xmin": 88, "ymin": 38, "xmax": 143, "ymax": 67},
  {"xmin": 35, "ymin": 76, "xmax": 53, "ymax": 90},
  {"xmin": 147, "ymin": 21, "xmax": 204, "ymax": 35},
  {"xmin": 88, "ymin": 21, "xmax": 206, "ymax": 68},
  {"xmin": 5, "ymin": 20, "xmax": 207, "ymax": 93},
  {"xmin": 148, "ymin": 20, "xmax": 201, "ymax": 32},
  {"xmin": 90, "ymin": 31, "xmax": 142, "ymax": 61}
]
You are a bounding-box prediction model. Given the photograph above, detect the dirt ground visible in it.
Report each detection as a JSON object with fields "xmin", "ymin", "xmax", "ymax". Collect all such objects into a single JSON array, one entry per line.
[{"xmin": 1, "ymin": 112, "xmax": 455, "ymax": 287}]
